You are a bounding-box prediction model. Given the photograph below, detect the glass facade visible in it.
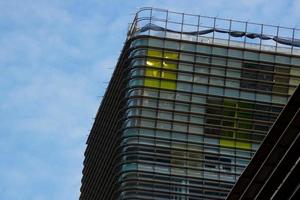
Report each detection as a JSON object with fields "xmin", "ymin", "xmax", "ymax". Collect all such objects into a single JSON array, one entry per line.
[
  {"xmin": 118, "ymin": 37, "xmax": 299, "ymax": 199},
  {"xmin": 80, "ymin": 8, "xmax": 300, "ymax": 200}
]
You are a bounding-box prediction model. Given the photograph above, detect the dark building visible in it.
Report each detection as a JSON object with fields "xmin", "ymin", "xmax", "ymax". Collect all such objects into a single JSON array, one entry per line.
[
  {"xmin": 80, "ymin": 8, "xmax": 300, "ymax": 200},
  {"xmin": 226, "ymin": 85, "xmax": 300, "ymax": 200}
]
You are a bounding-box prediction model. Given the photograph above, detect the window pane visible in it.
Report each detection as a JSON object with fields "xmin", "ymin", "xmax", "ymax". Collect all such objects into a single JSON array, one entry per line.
[
  {"xmin": 145, "ymin": 78, "xmax": 160, "ymax": 87},
  {"xmin": 163, "ymin": 61, "xmax": 177, "ymax": 70},
  {"xmin": 178, "ymin": 73, "xmax": 192, "ymax": 81},
  {"xmin": 161, "ymin": 80, "xmax": 176, "ymax": 90},
  {"xmin": 161, "ymin": 71, "xmax": 176, "ymax": 79},
  {"xmin": 178, "ymin": 63, "xmax": 193, "ymax": 71},
  {"xmin": 145, "ymin": 68, "xmax": 160, "ymax": 77},
  {"xmin": 177, "ymin": 82, "xmax": 192, "ymax": 91},
  {"xmin": 164, "ymin": 51, "xmax": 179, "ymax": 60},
  {"xmin": 165, "ymin": 40, "xmax": 180, "ymax": 49},
  {"xmin": 148, "ymin": 49, "xmax": 163, "ymax": 57},
  {"xmin": 147, "ymin": 59, "xmax": 161, "ymax": 67}
]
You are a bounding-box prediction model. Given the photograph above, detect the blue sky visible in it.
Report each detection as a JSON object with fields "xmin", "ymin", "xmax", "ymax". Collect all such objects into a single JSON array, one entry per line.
[{"xmin": 1, "ymin": 0, "xmax": 300, "ymax": 199}]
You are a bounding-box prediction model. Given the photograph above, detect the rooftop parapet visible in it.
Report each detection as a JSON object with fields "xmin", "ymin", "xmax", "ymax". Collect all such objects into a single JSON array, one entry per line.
[{"xmin": 128, "ymin": 7, "xmax": 300, "ymax": 56}]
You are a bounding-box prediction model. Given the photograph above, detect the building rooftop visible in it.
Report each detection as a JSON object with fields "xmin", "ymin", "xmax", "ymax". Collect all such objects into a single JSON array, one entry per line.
[{"xmin": 128, "ymin": 7, "xmax": 300, "ymax": 56}]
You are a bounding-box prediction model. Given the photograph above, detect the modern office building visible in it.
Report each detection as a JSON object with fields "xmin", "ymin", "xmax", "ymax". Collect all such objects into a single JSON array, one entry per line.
[
  {"xmin": 80, "ymin": 8, "xmax": 300, "ymax": 200},
  {"xmin": 226, "ymin": 85, "xmax": 300, "ymax": 200}
]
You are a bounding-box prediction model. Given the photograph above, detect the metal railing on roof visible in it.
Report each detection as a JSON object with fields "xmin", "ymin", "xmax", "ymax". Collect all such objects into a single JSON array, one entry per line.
[{"xmin": 127, "ymin": 7, "xmax": 300, "ymax": 56}]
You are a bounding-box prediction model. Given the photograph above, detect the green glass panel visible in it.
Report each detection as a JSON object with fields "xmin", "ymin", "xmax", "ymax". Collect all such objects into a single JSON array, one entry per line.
[
  {"xmin": 146, "ymin": 59, "xmax": 161, "ymax": 67},
  {"xmin": 220, "ymin": 139, "xmax": 251, "ymax": 150},
  {"xmin": 220, "ymin": 139, "xmax": 235, "ymax": 148},
  {"xmin": 161, "ymin": 70, "xmax": 176, "ymax": 80},
  {"xmin": 161, "ymin": 80, "xmax": 176, "ymax": 90},
  {"xmin": 236, "ymin": 141, "xmax": 251, "ymax": 149},
  {"xmin": 148, "ymin": 49, "xmax": 163, "ymax": 57},
  {"xmin": 145, "ymin": 69, "xmax": 160, "ymax": 77},
  {"xmin": 163, "ymin": 61, "xmax": 177, "ymax": 70},
  {"xmin": 145, "ymin": 78, "xmax": 160, "ymax": 88},
  {"xmin": 164, "ymin": 51, "xmax": 179, "ymax": 59}
]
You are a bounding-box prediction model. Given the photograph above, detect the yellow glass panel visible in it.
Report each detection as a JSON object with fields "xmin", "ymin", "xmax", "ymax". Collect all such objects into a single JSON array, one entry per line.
[
  {"xmin": 236, "ymin": 141, "xmax": 251, "ymax": 150},
  {"xmin": 220, "ymin": 139, "xmax": 235, "ymax": 148},
  {"xmin": 148, "ymin": 49, "xmax": 163, "ymax": 57},
  {"xmin": 161, "ymin": 80, "xmax": 176, "ymax": 90},
  {"xmin": 145, "ymin": 69, "xmax": 160, "ymax": 77},
  {"xmin": 146, "ymin": 59, "xmax": 161, "ymax": 67},
  {"xmin": 164, "ymin": 52, "xmax": 179, "ymax": 60},
  {"xmin": 144, "ymin": 78, "xmax": 160, "ymax": 88},
  {"xmin": 220, "ymin": 139, "xmax": 251, "ymax": 150},
  {"xmin": 161, "ymin": 71, "xmax": 176, "ymax": 80},
  {"xmin": 163, "ymin": 61, "xmax": 177, "ymax": 70}
]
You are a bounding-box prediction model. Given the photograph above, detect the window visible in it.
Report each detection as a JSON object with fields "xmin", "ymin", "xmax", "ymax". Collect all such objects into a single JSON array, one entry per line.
[
  {"xmin": 225, "ymin": 79, "xmax": 240, "ymax": 88},
  {"xmin": 192, "ymin": 94, "xmax": 206, "ymax": 103},
  {"xmin": 148, "ymin": 38, "xmax": 163, "ymax": 47},
  {"xmin": 146, "ymin": 59, "xmax": 161, "ymax": 67},
  {"xmin": 148, "ymin": 49, "xmax": 162, "ymax": 57},
  {"xmin": 191, "ymin": 104, "xmax": 204, "ymax": 113},
  {"xmin": 209, "ymin": 86, "xmax": 223, "ymax": 95},
  {"xmin": 196, "ymin": 44, "xmax": 211, "ymax": 54},
  {"xmin": 145, "ymin": 54, "xmax": 178, "ymax": 90},
  {"xmin": 228, "ymin": 49, "xmax": 243, "ymax": 58},
  {"xmin": 196, "ymin": 56, "xmax": 210, "ymax": 64},
  {"xmin": 210, "ymin": 77, "xmax": 224, "ymax": 86},
  {"xmin": 161, "ymin": 70, "xmax": 176, "ymax": 79},
  {"xmin": 189, "ymin": 125, "xmax": 203, "ymax": 134},
  {"xmin": 144, "ymin": 78, "xmax": 160, "ymax": 88},
  {"xmin": 165, "ymin": 40, "xmax": 180, "ymax": 50},
  {"xmin": 177, "ymin": 82, "xmax": 192, "ymax": 91},
  {"xmin": 175, "ymin": 103, "xmax": 189, "ymax": 112},
  {"xmin": 175, "ymin": 92, "xmax": 190, "ymax": 101},
  {"xmin": 212, "ymin": 47, "xmax": 227, "ymax": 56},
  {"xmin": 131, "ymin": 38, "xmax": 148, "ymax": 47},
  {"xmin": 194, "ymin": 65, "xmax": 209, "ymax": 74},
  {"xmin": 194, "ymin": 74, "xmax": 208, "ymax": 84},
  {"xmin": 141, "ymin": 119, "xmax": 155, "ymax": 128},
  {"xmin": 178, "ymin": 73, "xmax": 192, "ymax": 82},
  {"xmin": 158, "ymin": 111, "xmax": 172, "ymax": 120},
  {"xmin": 164, "ymin": 51, "xmax": 179, "ymax": 60},
  {"xmin": 159, "ymin": 100, "xmax": 173, "ymax": 110},
  {"xmin": 193, "ymin": 84, "xmax": 208, "ymax": 93},
  {"xmin": 163, "ymin": 61, "xmax": 177, "ymax": 70},
  {"xmin": 174, "ymin": 114, "xmax": 188, "ymax": 122},
  {"xmin": 180, "ymin": 53, "xmax": 194, "ymax": 62},
  {"xmin": 181, "ymin": 42, "xmax": 196, "ymax": 52},
  {"xmin": 173, "ymin": 123, "xmax": 187, "ymax": 132},
  {"xmin": 157, "ymin": 121, "xmax": 172, "ymax": 130},
  {"xmin": 225, "ymin": 88, "xmax": 239, "ymax": 98},
  {"xmin": 160, "ymin": 90, "xmax": 175, "ymax": 99},
  {"xmin": 210, "ymin": 67, "xmax": 225, "ymax": 76}
]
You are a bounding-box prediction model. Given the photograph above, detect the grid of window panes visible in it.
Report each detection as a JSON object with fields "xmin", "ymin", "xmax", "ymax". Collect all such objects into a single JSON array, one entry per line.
[{"xmin": 119, "ymin": 36, "xmax": 300, "ymax": 199}]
